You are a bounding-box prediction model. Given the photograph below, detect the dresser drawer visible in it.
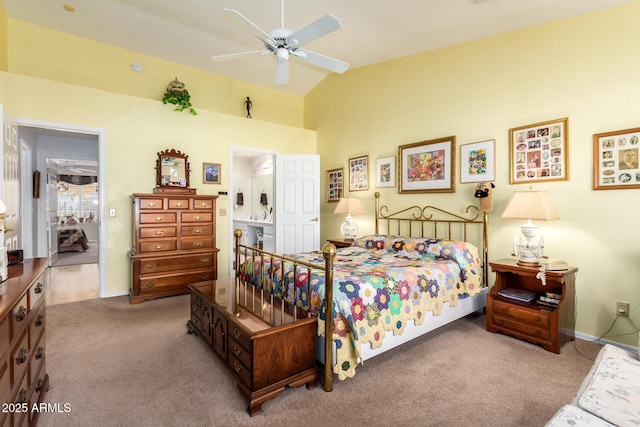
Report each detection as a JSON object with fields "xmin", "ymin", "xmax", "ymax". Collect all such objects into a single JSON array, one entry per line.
[
  {"xmin": 229, "ymin": 336, "xmax": 252, "ymax": 369},
  {"xmin": 492, "ymin": 300, "xmax": 550, "ymax": 327},
  {"xmin": 139, "ymin": 240, "xmax": 177, "ymax": 253},
  {"xmin": 181, "ymin": 212, "xmax": 213, "ymax": 223},
  {"xmin": 193, "ymin": 199, "xmax": 215, "ymax": 210},
  {"xmin": 168, "ymin": 199, "xmax": 189, "ymax": 209},
  {"xmin": 229, "ymin": 323, "xmax": 252, "ymax": 352},
  {"xmin": 139, "ymin": 212, "xmax": 177, "ymax": 224},
  {"xmin": 29, "ymin": 279, "xmax": 45, "ymax": 311},
  {"xmin": 139, "ymin": 270, "xmax": 214, "ymax": 294},
  {"xmin": 138, "ymin": 198, "xmax": 165, "ymax": 210},
  {"xmin": 29, "ymin": 333, "xmax": 45, "ymax": 389},
  {"xmin": 136, "ymin": 253, "xmax": 215, "ymax": 274},
  {"xmin": 10, "ymin": 295, "xmax": 29, "ymax": 340},
  {"xmin": 29, "ymin": 304, "xmax": 45, "ymax": 348},
  {"xmin": 182, "ymin": 225, "xmax": 213, "ymax": 237},
  {"xmin": 10, "ymin": 330, "xmax": 28, "ymax": 385},
  {"xmin": 0, "ymin": 317, "xmax": 9, "ymax": 359},
  {"xmin": 180, "ymin": 237, "xmax": 214, "ymax": 250},
  {"xmin": 0, "ymin": 356, "xmax": 10, "ymax": 408},
  {"xmin": 493, "ymin": 314, "xmax": 550, "ymax": 341},
  {"xmin": 228, "ymin": 353, "xmax": 252, "ymax": 389},
  {"xmin": 140, "ymin": 226, "xmax": 177, "ymax": 239}
]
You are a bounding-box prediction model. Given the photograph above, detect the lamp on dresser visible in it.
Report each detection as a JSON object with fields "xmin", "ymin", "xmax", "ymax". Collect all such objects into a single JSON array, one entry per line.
[
  {"xmin": 501, "ymin": 187, "xmax": 559, "ymax": 266},
  {"xmin": 334, "ymin": 197, "xmax": 365, "ymax": 239}
]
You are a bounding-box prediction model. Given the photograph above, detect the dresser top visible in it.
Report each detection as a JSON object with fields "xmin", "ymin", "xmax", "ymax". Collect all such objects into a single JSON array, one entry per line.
[{"xmin": 1, "ymin": 258, "xmax": 49, "ymax": 320}]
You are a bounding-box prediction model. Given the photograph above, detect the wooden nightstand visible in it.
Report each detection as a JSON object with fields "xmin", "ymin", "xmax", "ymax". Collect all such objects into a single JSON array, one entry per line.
[
  {"xmin": 486, "ymin": 258, "xmax": 577, "ymax": 353},
  {"xmin": 326, "ymin": 238, "xmax": 353, "ymax": 248}
]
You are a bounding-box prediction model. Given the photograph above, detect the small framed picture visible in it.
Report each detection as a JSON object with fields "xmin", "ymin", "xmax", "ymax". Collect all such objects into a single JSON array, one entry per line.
[
  {"xmin": 593, "ymin": 127, "xmax": 640, "ymax": 190},
  {"xmin": 349, "ymin": 155, "xmax": 369, "ymax": 191},
  {"xmin": 460, "ymin": 139, "xmax": 495, "ymax": 183},
  {"xmin": 376, "ymin": 156, "xmax": 396, "ymax": 188},
  {"xmin": 326, "ymin": 167, "xmax": 344, "ymax": 202},
  {"xmin": 203, "ymin": 162, "xmax": 221, "ymax": 184},
  {"xmin": 399, "ymin": 136, "xmax": 456, "ymax": 193},
  {"xmin": 509, "ymin": 117, "xmax": 568, "ymax": 184}
]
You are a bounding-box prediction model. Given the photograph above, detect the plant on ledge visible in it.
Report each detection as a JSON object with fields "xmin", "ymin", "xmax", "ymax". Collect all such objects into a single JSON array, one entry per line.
[{"xmin": 162, "ymin": 77, "xmax": 197, "ymax": 115}]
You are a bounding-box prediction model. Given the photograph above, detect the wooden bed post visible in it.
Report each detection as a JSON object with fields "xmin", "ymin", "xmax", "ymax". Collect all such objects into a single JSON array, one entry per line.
[
  {"xmin": 482, "ymin": 211, "xmax": 489, "ymax": 287},
  {"xmin": 374, "ymin": 192, "xmax": 380, "ymax": 234},
  {"xmin": 322, "ymin": 242, "xmax": 337, "ymax": 392}
]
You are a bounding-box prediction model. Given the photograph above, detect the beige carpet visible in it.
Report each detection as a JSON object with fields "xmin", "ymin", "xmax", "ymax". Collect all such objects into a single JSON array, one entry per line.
[{"xmin": 39, "ymin": 295, "xmax": 602, "ymax": 427}]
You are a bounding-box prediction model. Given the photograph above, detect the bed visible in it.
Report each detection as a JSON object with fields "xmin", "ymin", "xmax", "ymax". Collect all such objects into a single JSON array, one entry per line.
[
  {"xmin": 57, "ymin": 226, "xmax": 90, "ymax": 252},
  {"xmin": 234, "ymin": 192, "xmax": 489, "ymax": 391}
]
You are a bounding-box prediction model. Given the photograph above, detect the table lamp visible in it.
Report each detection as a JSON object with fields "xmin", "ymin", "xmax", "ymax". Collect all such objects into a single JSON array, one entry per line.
[
  {"xmin": 501, "ymin": 187, "xmax": 559, "ymax": 266},
  {"xmin": 0, "ymin": 200, "xmax": 7, "ymax": 283},
  {"xmin": 333, "ymin": 197, "xmax": 365, "ymax": 239}
]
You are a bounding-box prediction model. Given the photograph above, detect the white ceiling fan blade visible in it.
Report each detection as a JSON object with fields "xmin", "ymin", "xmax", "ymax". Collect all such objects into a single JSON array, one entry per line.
[
  {"xmin": 293, "ymin": 49, "xmax": 349, "ymax": 74},
  {"xmin": 223, "ymin": 8, "xmax": 277, "ymax": 48},
  {"xmin": 275, "ymin": 58, "xmax": 289, "ymax": 85},
  {"xmin": 286, "ymin": 14, "xmax": 342, "ymax": 49},
  {"xmin": 211, "ymin": 50, "xmax": 270, "ymax": 62}
]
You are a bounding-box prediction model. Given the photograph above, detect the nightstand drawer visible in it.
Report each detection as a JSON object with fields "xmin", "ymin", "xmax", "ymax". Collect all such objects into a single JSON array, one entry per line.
[
  {"xmin": 493, "ymin": 315, "xmax": 550, "ymax": 340},
  {"xmin": 492, "ymin": 300, "xmax": 550, "ymax": 327}
]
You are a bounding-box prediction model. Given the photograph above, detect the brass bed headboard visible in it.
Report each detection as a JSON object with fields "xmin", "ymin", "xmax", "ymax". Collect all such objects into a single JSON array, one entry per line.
[{"xmin": 373, "ymin": 192, "xmax": 489, "ymax": 287}]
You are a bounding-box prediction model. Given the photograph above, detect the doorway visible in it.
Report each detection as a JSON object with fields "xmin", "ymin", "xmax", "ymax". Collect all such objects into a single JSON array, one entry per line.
[{"xmin": 11, "ymin": 119, "xmax": 106, "ymax": 304}]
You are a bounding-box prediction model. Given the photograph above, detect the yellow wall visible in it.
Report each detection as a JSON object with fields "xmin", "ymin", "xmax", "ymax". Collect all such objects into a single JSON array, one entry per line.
[
  {"xmin": 0, "ymin": 4, "xmax": 8, "ymax": 71},
  {"xmin": 306, "ymin": 2, "xmax": 640, "ymax": 347},
  {"xmin": 6, "ymin": 19, "xmax": 304, "ymax": 128},
  {"xmin": 0, "ymin": 72, "xmax": 316, "ymax": 296}
]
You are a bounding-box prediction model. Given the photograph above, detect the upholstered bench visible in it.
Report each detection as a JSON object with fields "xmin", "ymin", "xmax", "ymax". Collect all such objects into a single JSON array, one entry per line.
[{"xmin": 545, "ymin": 341, "xmax": 640, "ymax": 427}]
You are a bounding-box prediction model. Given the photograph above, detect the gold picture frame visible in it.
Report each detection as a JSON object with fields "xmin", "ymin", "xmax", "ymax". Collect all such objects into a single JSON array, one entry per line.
[
  {"xmin": 326, "ymin": 167, "xmax": 344, "ymax": 202},
  {"xmin": 509, "ymin": 117, "xmax": 568, "ymax": 184},
  {"xmin": 348, "ymin": 155, "xmax": 369, "ymax": 191},
  {"xmin": 593, "ymin": 126, "xmax": 640, "ymax": 190},
  {"xmin": 203, "ymin": 162, "xmax": 221, "ymax": 184},
  {"xmin": 399, "ymin": 136, "xmax": 456, "ymax": 193}
]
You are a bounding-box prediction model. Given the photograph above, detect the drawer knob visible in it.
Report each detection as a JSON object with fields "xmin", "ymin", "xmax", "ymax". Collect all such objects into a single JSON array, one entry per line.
[
  {"xmin": 155, "ymin": 244, "xmax": 164, "ymax": 250},
  {"xmin": 193, "ymin": 242, "xmax": 202, "ymax": 247},
  {"xmin": 17, "ymin": 389, "xmax": 27, "ymax": 404},
  {"xmin": 36, "ymin": 347, "xmax": 44, "ymax": 360},
  {"xmin": 233, "ymin": 361, "xmax": 242, "ymax": 373},
  {"xmin": 15, "ymin": 306, "xmax": 26, "ymax": 322},
  {"xmin": 145, "ymin": 282, "xmax": 156, "ymax": 288},
  {"xmin": 154, "ymin": 216, "xmax": 164, "ymax": 221},
  {"xmin": 233, "ymin": 328, "xmax": 242, "ymax": 339},
  {"xmin": 201, "ymin": 275, "xmax": 210, "ymax": 280},
  {"xmin": 200, "ymin": 258, "xmax": 209, "ymax": 264},
  {"xmin": 535, "ymin": 330, "xmax": 541, "ymax": 336},
  {"xmin": 194, "ymin": 228, "xmax": 202, "ymax": 234},
  {"xmin": 144, "ymin": 264, "xmax": 156, "ymax": 269},
  {"xmin": 194, "ymin": 215, "xmax": 202, "ymax": 220},
  {"xmin": 535, "ymin": 316, "xmax": 541, "ymax": 322},
  {"xmin": 148, "ymin": 201, "xmax": 157, "ymax": 207},
  {"xmin": 35, "ymin": 314, "xmax": 44, "ymax": 327},
  {"xmin": 35, "ymin": 282, "xmax": 44, "ymax": 294},
  {"xmin": 16, "ymin": 347, "xmax": 27, "ymax": 365},
  {"xmin": 200, "ymin": 202, "xmax": 209, "ymax": 208},
  {"xmin": 154, "ymin": 230, "xmax": 164, "ymax": 236},
  {"xmin": 233, "ymin": 345, "xmax": 243, "ymax": 356},
  {"xmin": 176, "ymin": 202, "xmax": 184, "ymax": 207},
  {"xmin": 497, "ymin": 319, "xmax": 504, "ymax": 325}
]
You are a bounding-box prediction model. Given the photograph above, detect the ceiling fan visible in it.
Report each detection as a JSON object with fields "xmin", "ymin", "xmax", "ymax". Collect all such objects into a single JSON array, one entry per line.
[{"xmin": 211, "ymin": 0, "xmax": 349, "ymax": 85}]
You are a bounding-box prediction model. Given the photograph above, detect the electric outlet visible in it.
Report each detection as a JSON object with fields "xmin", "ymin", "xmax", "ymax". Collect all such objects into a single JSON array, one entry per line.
[{"xmin": 616, "ymin": 301, "xmax": 629, "ymax": 317}]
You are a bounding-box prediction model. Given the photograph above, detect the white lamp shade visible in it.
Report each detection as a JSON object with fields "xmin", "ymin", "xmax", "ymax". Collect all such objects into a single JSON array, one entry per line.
[
  {"xmin": 501, "ymin": 189, "xmax": 559, "ymax": 221},
  {"xmin": 333, "ymin": 198, "xmax": 364, "ymax": 215}
]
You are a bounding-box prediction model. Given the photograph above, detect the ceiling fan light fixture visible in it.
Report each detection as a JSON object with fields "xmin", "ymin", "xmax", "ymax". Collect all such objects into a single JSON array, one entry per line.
[{"xmin": 276, "ymin": 48, "xmax": 289, "ymax": 63}]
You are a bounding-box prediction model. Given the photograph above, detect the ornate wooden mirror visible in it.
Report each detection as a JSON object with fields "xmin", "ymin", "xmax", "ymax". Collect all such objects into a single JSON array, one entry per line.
[{"xmin": 154, "ymin": 149, "xmax": 194, "ymax": 194}]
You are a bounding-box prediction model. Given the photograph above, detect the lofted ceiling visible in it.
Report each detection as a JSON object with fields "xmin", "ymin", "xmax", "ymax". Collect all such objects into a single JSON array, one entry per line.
[{"xmin": 2, "ymin": 0, "xmax": 633, "ymax": 96}]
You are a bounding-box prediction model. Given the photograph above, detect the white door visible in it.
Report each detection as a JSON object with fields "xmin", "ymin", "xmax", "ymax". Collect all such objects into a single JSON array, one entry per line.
[
  {"xmin": 1, "ymin": 106, "xmax": 21, "ymax": 251},
  {"xmin": 45, "ymin": 160, "xmax": 59, "ymax": 264},
  {"xmin": 275, "ymin": 154, "xmax": 320, "ymax": 254}
]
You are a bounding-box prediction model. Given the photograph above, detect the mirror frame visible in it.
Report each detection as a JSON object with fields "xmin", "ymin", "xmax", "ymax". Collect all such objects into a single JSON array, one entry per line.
[{"xmin": 155, "ymin": 149, "xmax": 191, "ymax": 190}]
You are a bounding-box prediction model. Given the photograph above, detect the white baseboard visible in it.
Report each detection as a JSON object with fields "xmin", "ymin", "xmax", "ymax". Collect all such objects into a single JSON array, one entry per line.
[{"xmin": 574, "ymin": 331, "xmax": 639, "ymax": 356}]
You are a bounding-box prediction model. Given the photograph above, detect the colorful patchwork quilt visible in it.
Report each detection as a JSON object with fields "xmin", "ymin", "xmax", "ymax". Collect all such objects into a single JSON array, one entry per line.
[{"xmin": 238, "ymin": 234, "xmax": 483, "ymax": 380}]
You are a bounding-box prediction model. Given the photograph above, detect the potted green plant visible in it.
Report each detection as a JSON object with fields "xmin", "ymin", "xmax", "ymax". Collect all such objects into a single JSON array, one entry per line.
[{"xmin": 162, "ymin": 77, "xmax": 197, "ymax": 115}]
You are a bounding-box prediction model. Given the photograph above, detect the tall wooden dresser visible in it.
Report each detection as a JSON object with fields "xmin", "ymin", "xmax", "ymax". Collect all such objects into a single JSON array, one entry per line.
[
  {"xmin": 1, "ymin": 258, "xmax": 49, "ymax": 427},
  {"xmin": 129, "ymin": 193, "xmax": 219, "ymax": 304}
]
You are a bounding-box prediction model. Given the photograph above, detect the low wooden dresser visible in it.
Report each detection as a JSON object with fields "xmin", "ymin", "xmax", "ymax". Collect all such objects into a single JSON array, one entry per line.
[
  {"xmin": 187, "ymin": 280, "xmax": 318, "ymax": 416},
  {"xmin": 1, "ymin": 258, "xmax": 49, "ymax": 427},
  {"xmin": 486, "ymin": 258, "xmax": 577, "ymax": 353},
  {"xmin": 129, "ymin": 193, "xmax": 219, "ymax": 303}
]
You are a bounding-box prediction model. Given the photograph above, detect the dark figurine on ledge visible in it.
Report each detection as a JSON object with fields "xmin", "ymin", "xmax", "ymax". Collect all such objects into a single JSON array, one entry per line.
[{"xmin": 244, "ymin": 96, "xmax": 252, "ymax": 118}]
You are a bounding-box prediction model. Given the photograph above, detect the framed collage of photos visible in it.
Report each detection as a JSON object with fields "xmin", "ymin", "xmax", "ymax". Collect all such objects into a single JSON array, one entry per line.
[
  {"xmin": 326, "ymin": 167, "xmax": 344, "ymax": 202},
  {"xmin": 593, "ymin": 127, "xmax": 640, "ymax": 190},
  {"xmin": 349, "ymin": 155, "xmax": 369, "ymax": 191},
  {"xmin": 509, "ymin": 117, "xmax": 568, "ymax": 184},
  {"xmin": 398, "ymin": 136, "xmax": 456, "ymax": 193}
]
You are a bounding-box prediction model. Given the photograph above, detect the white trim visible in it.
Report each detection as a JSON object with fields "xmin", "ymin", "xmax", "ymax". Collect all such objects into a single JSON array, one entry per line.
[{"xmin": 574, "ymin": 331, "xmax": 639, "ymax": 356}]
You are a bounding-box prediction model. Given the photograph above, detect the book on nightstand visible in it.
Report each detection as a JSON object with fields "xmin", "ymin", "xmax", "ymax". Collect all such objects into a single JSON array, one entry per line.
[{"xmin": 498, "ymin": 288, "xmax": 538, "ymax": 303}]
